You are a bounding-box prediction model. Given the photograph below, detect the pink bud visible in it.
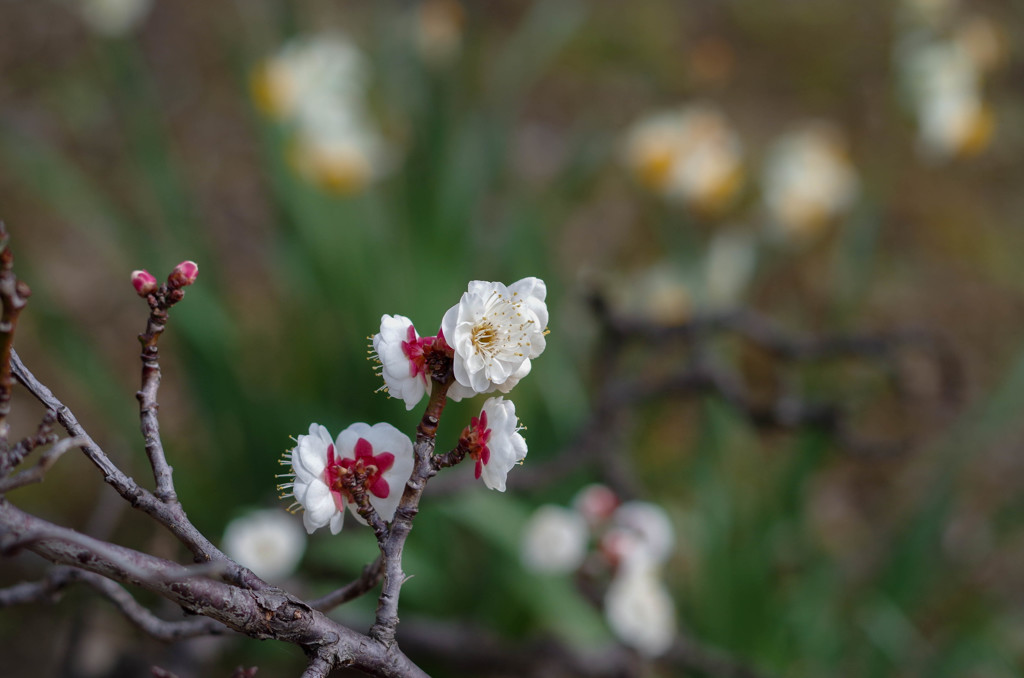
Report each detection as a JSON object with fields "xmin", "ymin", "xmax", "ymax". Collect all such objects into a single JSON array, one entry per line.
[
  {"xmin": 168, "ymin": 260, "xmax": 199, "ymax": 288},
  {"xmin": 131, "ymin": 269, "xmax": 158, "ymax": 297}
]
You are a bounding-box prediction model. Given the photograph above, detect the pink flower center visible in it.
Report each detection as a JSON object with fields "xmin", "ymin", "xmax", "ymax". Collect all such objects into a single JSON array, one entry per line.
[
  {"xmin": 463, "ymin": 410, "xmax": 492, "ymax": 480},
  {"xmin": 323, "ymin": 439, "xmax": 396, "ymax": 509},
  {"xmin": 401, "ymin": 326, "xmax": 434, "ymax": 384}
]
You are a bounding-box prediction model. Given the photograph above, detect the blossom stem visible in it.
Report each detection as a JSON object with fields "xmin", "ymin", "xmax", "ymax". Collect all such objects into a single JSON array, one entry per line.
[
  {"xmin": 370, "ymin": 373, "xmax": 452, "ymax": 645},
  {"xmin": 431, "ymin": 442, "xmax": 468, "ymax": 471},
  {"xmin": 342, "ymin": 470, "xmax": 388, "ymax": 544}
]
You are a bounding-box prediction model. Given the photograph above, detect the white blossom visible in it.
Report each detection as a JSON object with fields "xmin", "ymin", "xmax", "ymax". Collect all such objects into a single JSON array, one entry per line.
[
  {"xmin": 253, "ymin": 34, "xmax": 368, "ymax": 121},
  {"xmin": 222, "ymin": 509, "xmax": 306, "ymax": 582},
  {"xmin": 762, "ymin": 123, "xmax": 858, "ymax": 240},
  {"xmin": 897, "ymin": 37, "xmax": 994, "ymax": 160},
  {"xmin": 441, "ymin": 277, "xmax": 547, "ymax": 397},
  {"xmin": 280, "ymin": 422, "xmax": 414, "ymax": 534},
  {"xmin": 372, "ymin": 314, "xmax": 432, "ymax": 410},
  {"xmin": 623, "ymin": 105, "xmax": 744, "ymax": 213},
  {"xmin": 604, "ymin": 567, "xmax": 677, "ymax": 657},
  {"xmin": 520, "ymin": 505, "xmax": 589, "ymax": 574},
  {"xmin": 463, "ymin": 397, "xmax": 528, "ymax": 492}
]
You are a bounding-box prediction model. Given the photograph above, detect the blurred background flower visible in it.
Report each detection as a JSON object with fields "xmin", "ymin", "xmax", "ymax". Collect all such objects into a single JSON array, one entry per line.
[
  {"xmin": 761, "ymin": 122, "xmax": 858, "ymax": 242},
  {"xmin": 254, "ymin": 33, "xmax": 395, "ymax": 194},
  {"xmin": 622, "ymin": 104, "xmax": 744, "ymax": 215},
  {"xmin": 221, "ymin": 508, "xmax": 306, "ymax": 582}
]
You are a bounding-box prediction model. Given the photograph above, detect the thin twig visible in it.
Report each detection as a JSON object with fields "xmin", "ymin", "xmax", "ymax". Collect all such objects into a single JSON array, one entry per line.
[
  {"xmin": 0, "ymin": 436, "xmax": 85, "ymax": 493},
  {"xmin": 1, "ymin": 526, "xmax": 229, "ymax": 585},
  {"xmin": 0, "ymin": 566, "xmax": 226, "ymax": 640},
  {"xmin": 0, "ymin": 566, "xmax": 80, "ymax": 606},
  {"xmin": 10, "ymin": 350, "xmax": 241, "ymax": 568},
  {"xmin": 309, "ymin": 556, "xmax": 385, "ymax": 612},
  {"xmin": 78, "ymin": 571, "xmax": 227, "ymax": 641},
  {"xmin": 136, "ymin": 284, "xmax": 187, "ymax": 503},
  {"xmin": 1, "ymin": 411, "xmax": 57, "ymax": 478}
]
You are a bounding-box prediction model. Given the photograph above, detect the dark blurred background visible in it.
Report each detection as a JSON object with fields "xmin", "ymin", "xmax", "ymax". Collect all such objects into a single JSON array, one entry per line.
[{"xmin": 2, "ymin": 0, "xmax": 1024, "ymax": 676}]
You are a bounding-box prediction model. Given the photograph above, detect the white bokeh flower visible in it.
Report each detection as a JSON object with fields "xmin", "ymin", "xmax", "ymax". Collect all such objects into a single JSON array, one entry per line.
[
  {"xmin": 222, "ymin": 509, "xmax": 306, "ymax": 582},
  {"xmin": 623, "ymin": 104, "xmax": 744, "ymax": 214},
  {"xmin": 77, "ymin": 0, "xmax": 153, "ymax": 37},
  {"xmin": 461, "ymin": 396, "xmax": 528, "ymax": 492},
  {"xmin": 372, "ymin": 314, "xmax": 432, "ymax": 410},
  {"xmin": 604, "ymin": 567, "xmax": 677, "ymax": 657},
  {"xmin": 917, "ymin": 87, "xmax": 993, "ymax": 160},
  {"xmin": 280, "ymin": 422, "xmax": 414, "ymax": 534},
  {"xmin": 520, "ymin": 504, "xmax": 589, "ymax": 574},
  {"xmin": 609, "ymin": 501, "xmax": 676, "ymax": 567},
  {"xmin": 289, "ymin": 118, "xmax": 393, "ymax": 195},
  {"xmin": 898, "ymin": 37, "xmax": 995, "ymax": 160},
  {"xmin": 762, "ymin": 123, "xmax": 858, "ymax": 240},
  {"xmin": 253, "ymin": 34, "xmax": 368, "ymax": 121},
  {"xmin": 441, "ymin": 277, "xmax": 548, "ymax": 397},
  {"xmin": 252, "ymin": 33, "xmax": 395, "ymax": 193}
]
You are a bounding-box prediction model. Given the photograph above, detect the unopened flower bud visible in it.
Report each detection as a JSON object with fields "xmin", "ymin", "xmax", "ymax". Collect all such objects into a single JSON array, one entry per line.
[
  {"xmin": 131, "ymin": 269, "xmax": 158, "ymax": 297},
  {"xmin": 168, "ymin": 260, "xmax": 199, "ymax": 288}
]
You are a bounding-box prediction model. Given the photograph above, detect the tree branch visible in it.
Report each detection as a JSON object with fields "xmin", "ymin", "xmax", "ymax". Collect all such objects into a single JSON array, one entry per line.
[
  {"xmin": 10, "ymin": 350, "xmax": 244, "ymax": 569},
  {"xmin": 0, "ymin": 499, "xmax": 428, "ymax": 677}
]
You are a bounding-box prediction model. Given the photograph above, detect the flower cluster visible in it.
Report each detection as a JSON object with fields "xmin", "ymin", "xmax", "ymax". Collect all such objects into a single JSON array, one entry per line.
[
  {"xmin": 252, "ymin": 34, "xmax": 394, "ymax": 193},
  {"xmin": 281, "ymin": 278, "xmax": 546, "ymax": 535},
  {"xmin": 519, "ymin": 485, "xmax": 678, "ymax": 657},
  {"xmin": 371, "ymin": 277, "xmax": 548, "ymax": 407}
]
